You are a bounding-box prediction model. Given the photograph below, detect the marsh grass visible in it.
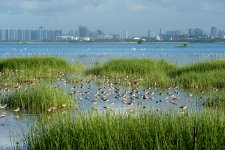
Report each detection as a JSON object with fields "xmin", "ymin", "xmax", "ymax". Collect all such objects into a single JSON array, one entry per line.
[
  {"xmin": 87, "ymin": 59, "xmax": 225, "ymax": 89},
  {"xmin": 86, "ymin": 59, "xmax": 177, "ymax": 87},
  {"xmin": 174, "ymin": 60, "xmax": 225, "ymax": 75},
  {"xmin": 0, "ymin": 56, "xmax": 71, "ymax": 71},
  {"xmin": 0, "ymin": 57, "xmax": 84, "ymax": 86},
  {"xmin": 175, "ymin": 70, "xmax": 225, "ymax": 88},
  {"xmin": 173, "ymin": 60, "xmax": 225, "ymax": 88},
  {"xmin": 204, "ymin": 90, "xmax": 225, "ymax": 108},
  {"xmin": 26, "ymin": 110, "xmax": 225, "ymax": 150},
  {"xmin": 5, "ymin": 83, "xmax": 74, "ymax": 113}
]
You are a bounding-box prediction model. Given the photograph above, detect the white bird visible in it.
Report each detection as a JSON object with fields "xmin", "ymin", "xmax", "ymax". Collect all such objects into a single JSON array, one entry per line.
[
  {"xmin": 0, "ymin": 112, "xmax": 7, "ymax": 118},
  {"xmin": 179, "ymin": 105, "xmax": 188, "ymax": 110},
  {"xmin": 13, "ymin": 107, "xmax": 20, "ymax": 112},
  {"xmin": 0, "ymin": 104, "xmax": 7, "ymax": 109}
]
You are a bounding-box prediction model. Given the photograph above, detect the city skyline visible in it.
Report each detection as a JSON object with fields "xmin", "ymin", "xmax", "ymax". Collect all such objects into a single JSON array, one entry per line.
[
  {"xmin": 0, "ymin": 25, "xmax": 224, "ymax": 36},
  {"xmin": 0, "ymin": 0, "xmax": 224, "ymax": 36},
  {"xmin": 0, "ymin": 25, "xmax": 224, "ymax": 42}
]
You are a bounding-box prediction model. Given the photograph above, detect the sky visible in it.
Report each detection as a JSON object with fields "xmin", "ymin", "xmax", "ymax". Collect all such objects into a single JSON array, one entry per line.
[{"xmin": 0, "ymin": 0, "xmax": 224, "ymax": 36}]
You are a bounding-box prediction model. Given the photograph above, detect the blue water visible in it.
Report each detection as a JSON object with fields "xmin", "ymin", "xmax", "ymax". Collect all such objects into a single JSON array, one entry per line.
[{"xmin": 0, "ymin": 42, "xmax": 225, "ymax": 65}]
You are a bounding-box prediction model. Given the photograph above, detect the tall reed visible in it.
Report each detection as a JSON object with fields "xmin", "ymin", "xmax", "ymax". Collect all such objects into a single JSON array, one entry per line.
[
  {"xmin": 5, "ymin": 83, "xmax": 74, "ymax": 113},
  {"xmin": 0, "ymin": 57, "xmax": 84, "ymax": 86},
  {"xmin": 26, "ymin": 110, "xmax": 225, "ymax": 150},
  {"xmin": 174, "ymin": 60, "xmax": 225, "ymax": 88},
  {"xmin": 204, "ymin": 90, "xmax": 225, "ymax": 108},
  {"xmin": 0, "ymin": 56, "xmax": 71, "ymax": 71},
  {"xmin": 86, "ymin": 59, "xmax": 177, "ymax": 87},
  {"xmin": 87, "ymin": 59, "xmax": 225, "ymax": 89}
]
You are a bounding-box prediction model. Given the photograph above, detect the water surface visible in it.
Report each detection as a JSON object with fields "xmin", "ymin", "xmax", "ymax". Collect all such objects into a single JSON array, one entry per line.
[{"xmin": 1, "ymin": 42, "xmax": 225, "ymax": 65}]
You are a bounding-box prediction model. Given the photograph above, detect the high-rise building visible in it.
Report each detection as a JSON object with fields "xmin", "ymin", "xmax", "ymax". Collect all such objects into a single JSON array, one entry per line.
[
  {"xmin": 16, "ymin": 29, "xmax": 24, "ymax": 41},
  {"xmin": 55, "ymin": 30, "xmax": 62, "ymax": 40},
  {"xmin": 211, "ymin": 27, "xmax": 217, "ymax": 37},
  {"xmin": 218, "ymin": 30, "xmax": 225, "ymax": 38},
  {"xmin": 79, "ymin": 25, "xmax": 90, "ymax": 37},
  {"xmin": 188, "ymin": 28, "xmax": 204, "ymax": 37},
  {"xmin": 123, "ymin": 30, "xmax": 129, "ymax": 39},
  {"xmin": 0, "ymin": 27, "xmax": 62, "ymax": 41},
  {"xmin": 193, "ymin": 28, "xmax": 203, "ymax": 36},
  {"xmin": 24, "ymin": 29, "xmax": 31, "ymax": 41},
  {"xmin": 2, "ymin": 29, "xmax": 9, "ymax": 41},
  {"xmin": 30, "ymin": 29, "xmax": 38, "ymax": 40},
  {"xmin": 8, "ymin": 29, "xmax": 16, "ymax": 41}
]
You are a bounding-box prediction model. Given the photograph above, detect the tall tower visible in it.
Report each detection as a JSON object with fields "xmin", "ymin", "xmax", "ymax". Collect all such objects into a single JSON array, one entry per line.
[
  {"xmin": 79, "ymin": 25, "xmax": 89, "ymax": 37},
  {"xmin": 211, "ymin": 27, "xmax": 217, "ymax": 37},
  {"xmin": 123, "ymin": 30, "xmax": 129, "ymax": 39}
]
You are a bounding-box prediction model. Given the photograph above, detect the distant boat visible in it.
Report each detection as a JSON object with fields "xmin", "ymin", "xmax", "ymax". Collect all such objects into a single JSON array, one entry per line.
[{"xmin": 175, "ymin": 43, "xmax": 187, "ymax": 48}]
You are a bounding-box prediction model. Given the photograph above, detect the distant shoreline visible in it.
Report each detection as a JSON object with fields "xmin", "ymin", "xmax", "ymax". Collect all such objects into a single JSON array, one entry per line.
[{"xmin": 0, "ymin": 41, "xmax": 224, "ymax": 44}]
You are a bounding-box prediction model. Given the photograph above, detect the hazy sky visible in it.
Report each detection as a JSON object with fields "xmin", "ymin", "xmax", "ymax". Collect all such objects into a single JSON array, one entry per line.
[{"xmin": 0, "ymin": 0, "xmax": 224, "ymax": 35}]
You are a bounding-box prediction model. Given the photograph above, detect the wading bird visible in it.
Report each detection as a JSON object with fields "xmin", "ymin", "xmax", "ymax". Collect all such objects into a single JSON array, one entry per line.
[{"xmin": 13, "ymin": 107, "xmax": 20, "ymax": 112}]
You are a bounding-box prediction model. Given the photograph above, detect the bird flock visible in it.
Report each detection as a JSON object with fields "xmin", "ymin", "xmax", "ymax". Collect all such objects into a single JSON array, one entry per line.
[{"xmin": 69, "ymin": 75, "xmax": 202, "ymax": 113}]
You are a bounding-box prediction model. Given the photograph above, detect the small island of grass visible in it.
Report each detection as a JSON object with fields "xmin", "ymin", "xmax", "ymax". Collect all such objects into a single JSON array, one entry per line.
[
  {"xmin": 175, "ymin": 43, "xmax": 187, "ymax": 48},
  {"xmin": 5, "ymin": 84, "xmax": 74, "ymax": 113},
  {"xmin": 0, "ymin": 56, "xmax": 84, "ymax": 86},
  {"xmin": 137, "ymin": 38, "xmax": 144, "ymax": 44}
]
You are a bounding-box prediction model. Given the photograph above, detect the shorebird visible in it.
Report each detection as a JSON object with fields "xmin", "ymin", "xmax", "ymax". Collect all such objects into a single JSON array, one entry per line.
[
  {"xmin": 0, "ymin": 112, "xmax": 6, "ymax": 118},
  {"xmin": 103, "ymin": 106, "xmax": 110, "ymax": 109},
  {"xmin": 15, "ymin": 83, "xmax": 21, "ymax": 90},
  {"xmin": 169, "ymin": 100, "xmax": 177, "ymax": 106},
  {"xmin": 109, "ymin": 101, "xmax": 115, "ymax": 106},
  {"xmin": 122, "ymin": 100, "xmax": 127, "ymax": 104},
  {"xmin": 143, "ymin": 95, "xmax": 149, "ymax": 100},
  {"xmin": 62, "ymin": 103, "xmax": 67, "ymax": 107},
  {"xmin": 128, "ymin": 101, "xmax": 134, "ymax": 106},
  {"xmin": 47, "ymin": 107, "xmax": 52, "ymax": 112},
  {"xmin": 179, "ymin": 105, "xmax": 188, "ymax": 110},
  {"xmin": 92, "ymin": 99, "xmax": 98, "ymax": 105},
  {"xmin": 47, "ymin": 106, "xmax": 57, "ymax": 112},
  {"xmin": 13, "ymin": 107, "xmax": 20, "ymax": 112},
  {"xmin": 0, "ymin": 104, "xmax": 7, "ymax": 109}
]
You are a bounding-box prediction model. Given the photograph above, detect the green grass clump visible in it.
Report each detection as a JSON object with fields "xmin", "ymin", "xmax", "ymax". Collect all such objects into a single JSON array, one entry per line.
[
  {"xmin": 26, "ymin": 110, "xmax": 225, "ymax": 150},
  {"xmin": 204, "ymin": 90, "xmax": 225, "ymax": 108},
  {"xmin": 0, "ymin": 56, "xmax": 71, "ymax": 71},
  {"xmin": 175, "ymin": 70, "xmax": 225, "ymax": 88},
  {"xmin": 0, "ymin": 57, "xmax": 84, "ymax": 86},
  {"xmin": 5, "ymin": 84, "xmax": 74, "ymax": 113},
  {"xmin": 174, "ymin": 60, "xmax": 225, "ymax": 88},
  {"xmin": 86, "ymin": 59, "xmax": 177, "ymax": 87},
  {"xmin": 174, "ymin": 60, "xmax": 225, "ymax": 75},
  {"xmin": 86, "ymin": 59, "xmax": 225, "ymax": 89}
]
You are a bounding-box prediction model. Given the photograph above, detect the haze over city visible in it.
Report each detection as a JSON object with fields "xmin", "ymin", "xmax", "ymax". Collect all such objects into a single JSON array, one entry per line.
[{"xmin": 0, "ymin": 0, "xmax": 224, "ymax": 35}]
